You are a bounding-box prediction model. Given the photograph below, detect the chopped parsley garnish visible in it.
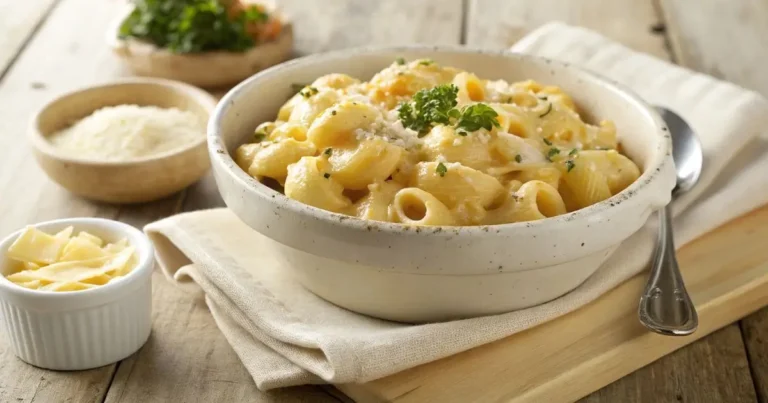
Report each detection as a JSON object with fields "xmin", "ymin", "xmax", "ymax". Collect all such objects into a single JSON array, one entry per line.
[
  {"xmin": 539, "ymin": 102, "xmax": 553, "ymax": 118},
  {"xmin": 537, "ymin": 95, "xmax": 549, "ymax": 100},
  {"xmin": 398, "ymin": 84, "xmax": 459, "ymax": 136},
  {"xmin": 299, "ymin": 86, "xmax": 319, "ymax": 98},
  {"xmin": 398, "ymin": 84, "xmax": 500, "ymax": 137},
  {"xmin": 331, "ymin": 110, "xmax": 337, "ymax": 116},
  {"xmin": 515, "ymin": 154, "xmax": 522, "ymax": 163},
  {"xmin": 253, "ymin": 124, "xmax": 270, "ymax": 141},
  {"xmin": 565, "ymin": 160, "xmax": 576, "ymax": 172},
  {"xmin": 324, "ymin": 148, "xmax": 332, "ymax": 156},
  {"xmin": 454, "ymin": 104, "xmax": 501, "ymax": 133},
  {"xmin": 290, "ymin": 83, "xmax": 307, "ymax": 94},
  {"xmin": 543, "ymin": 138, "xmax": 552, "ymax": 146},
  {"xmin": 436, "ymin": 162, "xmax": 448, "ymax": 177},
  {"xmin": 323, "ymin": 173, "xmax": 331, "ymax": 179},
  {"xmin": 547, "ymin": 147, "xmax": 560, "ymax": 161},
  {"xmin": 568, "ymin": 148, "xmax": 579, "ymax": 156},
  {"xmin": 395, "ymin": 57, "xmax": 406, "ymax": 65},
  {"xmin": 418, "ymin": 59, "xmax": 434, "ymax": 66}
]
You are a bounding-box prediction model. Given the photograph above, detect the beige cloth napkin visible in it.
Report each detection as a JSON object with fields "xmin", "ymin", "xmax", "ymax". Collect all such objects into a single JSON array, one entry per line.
[{"xmin": 144, "ymin": 22, "xmax": 768, "ymax": 390}]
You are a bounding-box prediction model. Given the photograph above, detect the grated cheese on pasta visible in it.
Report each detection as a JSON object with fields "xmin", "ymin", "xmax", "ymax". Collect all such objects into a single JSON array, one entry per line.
[{"xmin": 354, "ymin": 114, "xmax": 423, "ymax": 150}]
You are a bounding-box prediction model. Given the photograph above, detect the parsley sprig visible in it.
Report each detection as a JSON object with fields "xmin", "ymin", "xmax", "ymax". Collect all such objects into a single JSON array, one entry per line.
[
  {"xmin": 398, "ymin": 84, "xmax": 459, "ymax": 135},
  {"xmin": 455, "ymin": 104, "xmax": 501, "ymax": 135},
  {"xmin": 119, "ymin": 0, "xmax": 271, "ymax": 54},
  {"xmin": 398, "ymin": 84, "xmax": 501, "ymax": 137}
]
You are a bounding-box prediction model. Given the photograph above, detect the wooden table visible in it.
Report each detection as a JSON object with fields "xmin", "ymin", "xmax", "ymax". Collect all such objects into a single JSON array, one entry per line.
[{"xmin": 0, "ymin": 1, "xmax": 766, "ymax": 402}]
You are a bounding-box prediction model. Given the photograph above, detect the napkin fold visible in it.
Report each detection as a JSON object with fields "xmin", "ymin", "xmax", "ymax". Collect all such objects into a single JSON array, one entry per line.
[{"xmin": 144, "ymin": 22, "xmax": 768, "ymax": 390}]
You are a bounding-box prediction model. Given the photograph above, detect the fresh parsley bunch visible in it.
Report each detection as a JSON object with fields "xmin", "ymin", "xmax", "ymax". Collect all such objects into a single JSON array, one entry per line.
[
  {"xmin": 398, "ymin": 84, "xmax": 501, "ymax": 137},
  {"xmin": 119, "ymin": 0, "xmax": 269, "ymax": 53}
]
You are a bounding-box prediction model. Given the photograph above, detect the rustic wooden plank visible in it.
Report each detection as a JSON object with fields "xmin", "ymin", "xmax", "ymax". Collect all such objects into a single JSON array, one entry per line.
[
  {"xmin": 581, "ymin": 325, "xmax": 756, "ymax": 403},
  {"xmin": 742, "ymin": 314, "xmax": 768, "ymax": 402},
  {"xmin": 466, "ymin": 0, "xmax": 669, "ymax": 58},
  {"xmin": 0, "ymin": 0, "xmax": 59, "ymax": 76},
  {"xmin": 660, "ymin": 0, "xmax": 768, "ymax": 95},
  {"xmin": 658, "ymin": 0, "xmax": 768, "ymax": 401},
  {"xmin": 277, "ymin": 0, "xmax": 463, "ymax": 55},
  {"xmin": 106, "ymin": 1, "xmax": 463, "ymax": 402},
  {"xmin": 0, "ymin": 0, "xmax": 173, "ymax": 402}
]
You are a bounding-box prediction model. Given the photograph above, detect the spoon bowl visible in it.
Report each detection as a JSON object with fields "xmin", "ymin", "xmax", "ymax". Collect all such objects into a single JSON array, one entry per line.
[{"xmin": 659, "ymin": 107, "xmax": 703, "ymax": 195}]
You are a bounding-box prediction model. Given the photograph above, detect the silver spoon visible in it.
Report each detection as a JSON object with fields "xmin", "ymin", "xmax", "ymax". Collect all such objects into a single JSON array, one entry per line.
[{"xmin": 638, "ymin": 107, "xmax": 702, "ymax": 336}]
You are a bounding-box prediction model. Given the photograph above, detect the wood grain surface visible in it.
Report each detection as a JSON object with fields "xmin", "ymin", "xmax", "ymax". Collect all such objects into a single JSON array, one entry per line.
[
  {"xmin": 467, "ymin": 0, "xmax": 668, "ymax": 58},
  {"xmin": 0, "ymin": 0, "xmax": 766, "ymax": 402},
  {"xmin": 0, "ymin": 0, "xmax": 58, "ymax": 75}
]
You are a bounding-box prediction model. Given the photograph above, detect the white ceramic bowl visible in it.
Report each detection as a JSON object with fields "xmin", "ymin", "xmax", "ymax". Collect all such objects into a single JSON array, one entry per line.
[
  {"xmin": 208, "ymin": 46, "xmax": 676, "ymax": 323},
  {"xmin": 0, "ymin": 218, "xmax": 153, "ymax": 370}
]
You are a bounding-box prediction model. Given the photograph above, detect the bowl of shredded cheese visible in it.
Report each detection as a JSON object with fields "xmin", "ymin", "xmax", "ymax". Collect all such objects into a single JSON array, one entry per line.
[
  {"xmin": 0, "ymin": 217, "xmax": 154, "ymax": 370},
  {"xmin": 29, "ymin": 78, "xmax": 218, "ymax": 203}
]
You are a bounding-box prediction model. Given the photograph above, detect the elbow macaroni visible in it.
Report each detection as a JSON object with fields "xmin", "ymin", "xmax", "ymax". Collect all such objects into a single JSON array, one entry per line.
[{"xmin": 236, "ymin": 60, "xmax": 642, "ymax": 226}]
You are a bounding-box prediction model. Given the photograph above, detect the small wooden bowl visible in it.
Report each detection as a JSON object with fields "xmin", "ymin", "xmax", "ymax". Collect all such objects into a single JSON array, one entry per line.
[
  {"xmin": 106, "ymin": 6, "xmax": 294, "ymax": 88},
  {"xmin": 29, "ymin": 78, "xmax": 218, "ymax": 204}
]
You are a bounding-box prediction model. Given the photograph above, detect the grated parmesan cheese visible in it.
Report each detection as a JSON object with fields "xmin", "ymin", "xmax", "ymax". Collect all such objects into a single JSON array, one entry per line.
[
  {"xmin": 48, "ymin": 105, "xmax": 204, "ymax": 161},
  {"xmin": 354, "ymin": 113, "xmax": 424, "ymax": 150}
]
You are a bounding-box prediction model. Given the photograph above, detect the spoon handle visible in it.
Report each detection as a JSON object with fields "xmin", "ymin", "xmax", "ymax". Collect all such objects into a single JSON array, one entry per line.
[{"xmin": 638, "ymin": 205, "xmax": 698, "ymax": 336}]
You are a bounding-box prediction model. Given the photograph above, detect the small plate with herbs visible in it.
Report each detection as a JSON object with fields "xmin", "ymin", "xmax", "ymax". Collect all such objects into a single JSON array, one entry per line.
[{"xmin": 108, "ymin": 0, "xmax": 293, "ymax": 88}]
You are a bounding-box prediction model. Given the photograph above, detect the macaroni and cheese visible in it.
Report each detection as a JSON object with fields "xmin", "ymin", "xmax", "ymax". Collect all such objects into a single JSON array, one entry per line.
[{"xmin": 235, "ymin": 59, "xmax": 641, "ymax": 226}]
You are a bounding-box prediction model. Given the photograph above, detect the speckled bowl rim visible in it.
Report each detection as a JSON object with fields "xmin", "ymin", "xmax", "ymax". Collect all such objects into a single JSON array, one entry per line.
[
  {"xmin": 209, "ymin": 44, "xmax": 672, "ymax": 236},
  {"xmin": 29, "ymin": 77, "xmax": 218, "ymax": 166}
]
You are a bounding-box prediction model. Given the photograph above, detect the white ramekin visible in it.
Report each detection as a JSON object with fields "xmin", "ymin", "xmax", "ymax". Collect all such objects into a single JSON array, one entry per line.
[
  {"xmin": 208, "ymin": 46, "xmax": 676, "ymax": 323},
  {"xmin": 0, "ymin": 218, "xmax": 153, "ymax": 370}
]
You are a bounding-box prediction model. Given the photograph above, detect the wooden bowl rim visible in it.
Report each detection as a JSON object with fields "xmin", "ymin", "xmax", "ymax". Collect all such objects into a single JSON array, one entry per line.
[{"xmin": 28, "ymin": 77, "xmax": 217, "ymax": 167}]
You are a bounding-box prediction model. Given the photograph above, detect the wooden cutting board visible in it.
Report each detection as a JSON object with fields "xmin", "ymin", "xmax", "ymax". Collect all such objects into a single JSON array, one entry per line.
[{"xmin": 332, "ymin": 204, "xmax": 768, "ymax": 403}]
